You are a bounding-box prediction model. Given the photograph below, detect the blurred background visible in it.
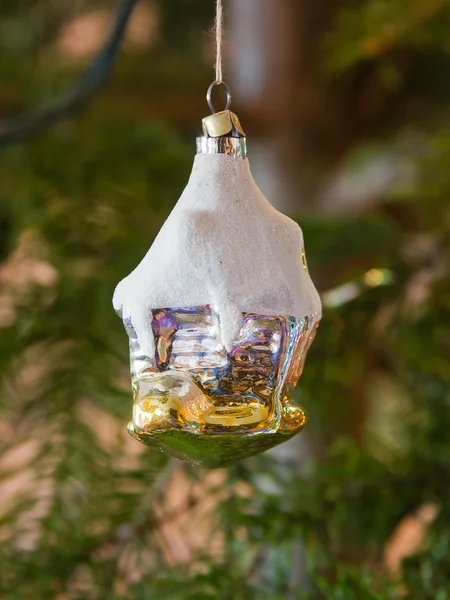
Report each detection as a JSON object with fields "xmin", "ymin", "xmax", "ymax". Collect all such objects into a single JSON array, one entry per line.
[{"xmin": 0, "ymin": 0, "xmax": 449, "ymax": 598}]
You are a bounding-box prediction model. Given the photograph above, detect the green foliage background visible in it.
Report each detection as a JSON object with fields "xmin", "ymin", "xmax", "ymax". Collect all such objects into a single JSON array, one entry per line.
[{"xmin": 0, "ymin": 1, "xmax": 449, "ymax": 598}]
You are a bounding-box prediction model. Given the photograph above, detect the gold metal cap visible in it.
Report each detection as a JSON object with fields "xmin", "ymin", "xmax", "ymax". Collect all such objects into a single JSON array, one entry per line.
[
  {"xmin": 202, "ymin": 110, "xmax": 245, "ymax": 139},
  {"xmin": 197, "ymin": 109, "xmax": 247, "ymax": 158}
]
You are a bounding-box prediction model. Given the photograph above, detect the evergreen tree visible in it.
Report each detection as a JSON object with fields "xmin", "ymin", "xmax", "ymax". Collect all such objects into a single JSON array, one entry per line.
[{"xmin": 0, "ymin": 1, "xmax": 449, "ymax": 598}]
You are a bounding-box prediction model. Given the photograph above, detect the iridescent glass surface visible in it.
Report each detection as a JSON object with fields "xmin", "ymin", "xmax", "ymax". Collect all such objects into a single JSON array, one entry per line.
[{"xmin": 124, "ymin": 306, "xmax": 317, "ymax": 467}]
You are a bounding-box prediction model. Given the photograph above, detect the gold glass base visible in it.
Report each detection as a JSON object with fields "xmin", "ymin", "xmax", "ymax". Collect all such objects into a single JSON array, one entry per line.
[{"xmin": 128, "ymin": 409, "xmax": 306, "ymax": 469}]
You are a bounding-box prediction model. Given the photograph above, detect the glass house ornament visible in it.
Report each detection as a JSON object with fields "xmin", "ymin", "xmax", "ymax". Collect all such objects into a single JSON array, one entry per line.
[{"xmin": 113, "ymin": 95, "xmax": 321, "ymax": 468}]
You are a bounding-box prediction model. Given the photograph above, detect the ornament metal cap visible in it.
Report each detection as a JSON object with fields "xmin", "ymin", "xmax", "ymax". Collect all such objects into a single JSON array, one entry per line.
[
  {"xmin": 197, "ymin": 81, "xmax": 247, "ymax": 158},
  {"xmin": 196, "ymin": 135, "xmax": 247, "ymax": 159},
  {"xmin": 197, "ymin": 109, "xmax": 247, "ymax": 158},
  {"xmin": 202, "ymin": 109, "xmax": 245, "ymax": 138}
]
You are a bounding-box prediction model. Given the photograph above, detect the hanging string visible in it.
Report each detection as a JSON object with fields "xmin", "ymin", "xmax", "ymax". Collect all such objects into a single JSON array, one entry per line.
[
  {"xmin": 215, "ymin": 0, "xmax": 224, "ymax": 83},
  {"xmin": 207, "ymin": 0, "xmax": 232, "ymax": 113}
]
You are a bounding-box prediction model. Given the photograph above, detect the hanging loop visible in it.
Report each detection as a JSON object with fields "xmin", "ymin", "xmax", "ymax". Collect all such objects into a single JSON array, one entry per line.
[{"xmin": 207, "ymin": 80, "xmax": 231, "ymax": 114}]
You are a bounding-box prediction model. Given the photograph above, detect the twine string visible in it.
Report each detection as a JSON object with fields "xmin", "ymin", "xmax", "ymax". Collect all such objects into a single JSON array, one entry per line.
[
  {"xmin": 206, "ymin": 0, "xmax": 231, "ymax": 113},
  {"xmin": 215, "ymin": 0, "xmax": 223, "ymax": 83}
]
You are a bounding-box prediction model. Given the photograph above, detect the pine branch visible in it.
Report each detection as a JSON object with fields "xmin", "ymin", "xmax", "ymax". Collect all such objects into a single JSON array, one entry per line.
[{"xmin": 0, "ymin": 0, "xmax": 140, "ymax": 147}]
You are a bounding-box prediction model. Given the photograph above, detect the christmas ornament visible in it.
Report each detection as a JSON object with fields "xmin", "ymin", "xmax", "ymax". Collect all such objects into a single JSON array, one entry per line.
[{"xmin": 113, "ymin": 2, "xmax": 321, "ymax": 468}]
